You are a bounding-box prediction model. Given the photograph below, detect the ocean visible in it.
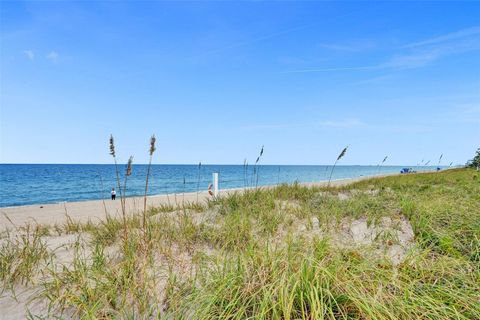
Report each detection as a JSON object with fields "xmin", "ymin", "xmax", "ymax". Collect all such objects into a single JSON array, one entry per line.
[{"xmin": 0, "ymin": 164, "xmax": 441, "ymax": 207}]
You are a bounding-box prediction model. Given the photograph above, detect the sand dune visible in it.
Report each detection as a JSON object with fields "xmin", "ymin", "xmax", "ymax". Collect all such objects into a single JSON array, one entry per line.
[{"xmin": 0, "ymin": 174, "xmax": 394, "ymax": 231}]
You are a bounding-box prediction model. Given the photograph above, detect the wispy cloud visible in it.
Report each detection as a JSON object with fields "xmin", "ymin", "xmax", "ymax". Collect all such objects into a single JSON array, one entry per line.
[
  {"xmin": 382, "ymin": 51, "xmax": 439, "ymax": 69},
  {"xmin": 278, "ymin": 65, "xmax": 380, "ymax": 74},
  {"xmin": 318, "ymin": 119, "xmax": 365, "ymax": 128},
  {"xmin": 383, "ymin": 26, "xmax": 480, "ymax": 69},
  {"xmin": 281, "ymin": 26, "xmax": 480, "ymax": 74},
  {"xmin": 23, "ymin": 50, "xmax": 34, "ymax": 60},
  {"xmin": 318, "ymin": 40, "xmax": 375, "ymax": 52},
  {"xmin": 240, "ymin": 118, "xmax": 432, "ymax": 134},
  {"xmin": 201, "ymin": 22, "xmax": 320, "ymax": 57},
  {"xmin": 350, "ymin": 74, "xmax": 396, "ymax": 86},
  {"xmin": 240, "ymin": 118, "xmax": 365, "ymax": 131},
  {"xmin": 197, "ymin": 10, "xmax": 361, "ymax": 58},
  {"xmin": 46, "ymin": 51, "xmax": 59, "ymax": 62},
  {"xmin": 403, "ymin": 26, "xmax": 480, "ymax": 48}
]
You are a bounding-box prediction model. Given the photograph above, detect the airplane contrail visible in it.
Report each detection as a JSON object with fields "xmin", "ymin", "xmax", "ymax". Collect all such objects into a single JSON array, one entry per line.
[
  {"xmin": 277, "ymin": 65, "xmax": 380, "ymax": 74},
  {"xmin": 198, "ymin": 10, "xmax": 361, "ymax": 57}
]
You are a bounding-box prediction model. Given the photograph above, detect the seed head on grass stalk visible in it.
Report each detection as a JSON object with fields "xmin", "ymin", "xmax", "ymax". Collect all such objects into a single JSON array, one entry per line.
[
  {"xmin": 109, "ymin": 136, "xmax": 115, "ymax": 157},
  {"xmin": 98, "ymin": 174, "xmax": 108, "ymax": 217},
  {"xmin": 254, "ymin": 145, "xmax": 264, "ymax": 188},
  {"xmin": 125, "ymin": 157, "xmax": 133, "ymax": 176},
  {"xmin": 109, "ymin": 135, "xmax": 123, "ymax": 204},
  {"xmin": 121, "ymin": 156, "xmax": 133, "ymax": 242},
  {"xmin": 109, "ymin": 135, "xmax": 132, "ymax": 246},
  {"xmin": 377, "ymin": 156, "xmax": 388, "ymax": 175},
  {"xmin": 143, "ymin": 135, "xmax": 156, "ymax": 235},
  {"xmin": 149, "ymin": 135, "xmax": 156, "ymax": 155},
  {"xmin": 196, "ymin": 162, "xmax": 202, "ymax": 202},
  {"xmin": 328, "ymin": 146, "xmax": 348, "ymax": 186},
  {"xmin": 183, "ymin": 175, "xmax": 186, "ymax": 206},
  {"xmin": 277, "ymin": 166, "xmax": 280, "ymax": 185},
  {"xmin": 245, "ymin": 161, "xmax": 249, "ymax": 187},
  {"xmin": 243, "ymin": 159, "xmax": 248, "ymax": 189},
  {"xmin": 337, "ymin": 146, "xmax": 347, "ymax": 160},
  {"xmin": 124, "ymin": 156, "xmax": 133, "ymax": 200}
]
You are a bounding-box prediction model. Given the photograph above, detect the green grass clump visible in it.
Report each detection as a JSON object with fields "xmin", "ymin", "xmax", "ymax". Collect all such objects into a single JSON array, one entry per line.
[
  {"xmin": 42, "ymin": 236, "xmax": 161, "ymax": 318},
  {"xmin": 0, "ymin": 225, "xmax": 49, "ymax": 288},
  {"xmin": 183, "ymin": 238, "xmax": 480, "ymax": 319},
  {"xmin": 1, "ymin": 168, "xmax": 479, "ymax": 319}
]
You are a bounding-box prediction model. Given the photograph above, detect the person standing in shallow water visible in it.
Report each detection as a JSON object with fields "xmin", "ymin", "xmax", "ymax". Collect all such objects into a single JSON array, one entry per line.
[{"xmin": 111, "ymin": 188, "xmax": 116, "ymax": 200}]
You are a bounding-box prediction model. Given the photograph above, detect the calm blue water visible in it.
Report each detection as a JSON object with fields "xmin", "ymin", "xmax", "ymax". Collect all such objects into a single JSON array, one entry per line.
[{"xmin": 0, "ymin": 164, "xmax": 441, "ymax": 207}]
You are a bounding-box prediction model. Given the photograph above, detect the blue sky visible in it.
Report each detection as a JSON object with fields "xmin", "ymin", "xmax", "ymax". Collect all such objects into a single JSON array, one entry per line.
[{"xmin": 1, "ymin": 1, "xmax": 479, "ymax": 165}]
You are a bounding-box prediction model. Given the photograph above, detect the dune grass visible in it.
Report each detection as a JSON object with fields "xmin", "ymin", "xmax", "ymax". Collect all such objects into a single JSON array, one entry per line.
[{"xmin": 1, "ymin": 168, "xmax": 479, "ymax": 319}]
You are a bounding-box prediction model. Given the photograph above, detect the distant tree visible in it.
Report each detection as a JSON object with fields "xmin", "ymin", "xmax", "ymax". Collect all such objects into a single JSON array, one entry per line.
[{"xmin": 467, "ymin": 148, "xmax": 480, "ymax": 169}]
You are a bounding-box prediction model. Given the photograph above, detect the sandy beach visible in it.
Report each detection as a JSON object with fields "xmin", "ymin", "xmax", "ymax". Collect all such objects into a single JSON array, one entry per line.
[
  {"xmin": 0, "ymin": 175, "xmax": 390, "ymax": 231},
  {"xmin": 1, "ymin": 168, "xmax": 476, "ymax": 319}
]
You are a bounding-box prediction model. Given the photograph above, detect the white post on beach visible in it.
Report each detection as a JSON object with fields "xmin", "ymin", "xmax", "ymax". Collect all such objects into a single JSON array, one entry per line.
[{"xmin": 213, "ymin": 172, "xmax": 219, "ymax": 197}]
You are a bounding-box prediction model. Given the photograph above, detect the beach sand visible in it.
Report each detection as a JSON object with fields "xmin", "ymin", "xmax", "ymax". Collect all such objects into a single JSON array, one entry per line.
[
  {"xmin": 0, "ymin": 174, "xmax": 394, "ymax": 231},
  {"xmin": 0, "ymin": 171, "xmax": 420, "ymax": 318}
]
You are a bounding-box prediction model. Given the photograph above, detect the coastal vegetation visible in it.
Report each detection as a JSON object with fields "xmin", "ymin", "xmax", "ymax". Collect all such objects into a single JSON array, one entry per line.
[
  {"xmin": 1, "ymin": 168, "xmax": 479, "ymax": 319},
  {"xmin": 467, "ymin": 147, "xmax": 480, "ymax": 169},
  {"xmin": 327, "ymin": 146, "xmax": 348, "ymax": 186}
]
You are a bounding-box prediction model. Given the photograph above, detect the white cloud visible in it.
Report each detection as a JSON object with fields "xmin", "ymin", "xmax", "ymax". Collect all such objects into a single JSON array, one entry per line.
[
  {"xmin": 23, "ymin": 50, "xmax": 34, "ymax": 60},
  {"xmin": 350, "ymin": 74, "xmax": 396, "ymax": 86},
  {"xmin": 46, "ymin": 51, "xmax": 59, "ymax": 62},
  {"xmin": 404, "ymin": 26, "xmax": 480, "ymax": 48},
  {"xmin": 319, "ymin": 119, "xmax": 365, "ymax": 128},
  {"xmin": 383, "ymin": 51, "xmax": 439, "ymax": 69},
  {"xmin": 383, "ymin": 27, "xmax": 480, "ymax": 69},
  {"xmin": 281, "ymin": 26, "xmax": 480, "ymax": 74}
]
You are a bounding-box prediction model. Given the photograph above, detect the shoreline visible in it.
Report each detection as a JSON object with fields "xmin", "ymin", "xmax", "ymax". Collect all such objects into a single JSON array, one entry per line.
[{"xmin": 0, "ymin": 172, "xmax": 405, "ymax": 231}]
